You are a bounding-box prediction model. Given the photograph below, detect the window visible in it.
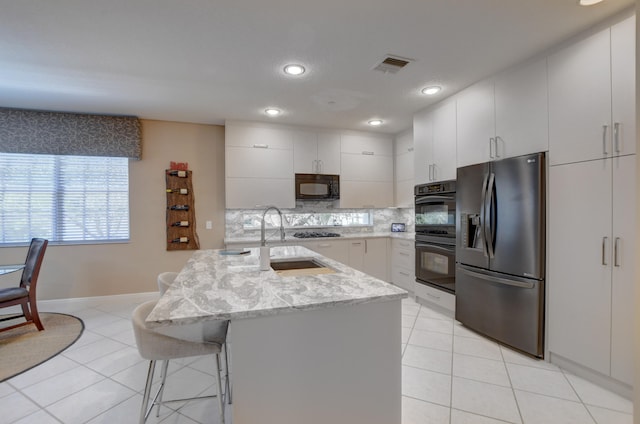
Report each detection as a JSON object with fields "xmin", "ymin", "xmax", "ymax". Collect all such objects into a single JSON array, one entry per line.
[
  {"xmin": 242, "ymin": 211, "xmax": 372, "ymax": 229},
  {"xmin": 0, "ymin": 153, "xmax": 129, "ymax": 245}
]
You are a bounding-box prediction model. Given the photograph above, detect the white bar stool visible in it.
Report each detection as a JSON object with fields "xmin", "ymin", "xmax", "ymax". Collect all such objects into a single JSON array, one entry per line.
[{"xmin": 132, "ymin": 300, "xmax": 225, "ymax": 424}]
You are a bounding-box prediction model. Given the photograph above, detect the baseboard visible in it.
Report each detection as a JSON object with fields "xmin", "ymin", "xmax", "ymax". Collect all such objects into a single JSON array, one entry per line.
[
  {"xmin": 39, "ymin": 292, "xmax": 158, "ymax": 309},
  {"xmin": 549, "ymin": 352, "xmax": 633, "ymax": 400}
]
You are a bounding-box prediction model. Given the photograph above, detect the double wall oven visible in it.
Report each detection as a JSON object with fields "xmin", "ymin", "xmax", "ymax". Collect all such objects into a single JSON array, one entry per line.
[{"xmin": 415, "ymin": 181, "xmax": 456, "ymax": 294}]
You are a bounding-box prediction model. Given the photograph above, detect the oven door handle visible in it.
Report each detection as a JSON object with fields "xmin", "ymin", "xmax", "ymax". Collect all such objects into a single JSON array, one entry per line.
[
  {"xmin": 415, "ymin": 195, "xmax": 454, "ymax": 205},
  {"xmin": 416, "ymin": 243, "xmax": 455, "ymax": 253}
]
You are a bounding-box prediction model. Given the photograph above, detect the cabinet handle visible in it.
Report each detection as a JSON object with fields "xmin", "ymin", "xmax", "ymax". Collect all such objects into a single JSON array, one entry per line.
[
  {"xmin": 318, "ymin": 243, "xmax": 331, "ymax": 248},
  {"xmin": 489, "ymin": 138, "xmax": 495, "ymax": 158},
  {"xmin": 602, "ymin": 125, "xmax": 608, "ymax": 155},
  {"xmin": 426, "ymin": 292, "xmax": 441, "ymax": 300},
  {"xmin": 602, "ymin": 236, "xmax": 608, "ymax": 266},
  {"xmin": 362, "ymin": 151, "xmax": 374, "ymax": 155},
  {"xmin": 399, "ymin": 271, "xmax": 410, "ymax": 276},
  {"xmin": 494, "ymin": 136, "xmax": 501, "ymax": 158},
  {"xmin": 352, "ymin": 242, "xmax": 362, "ymax": 245},
  {"xmin": 614, "ymin": 237, "xmax": 620, "ymax": 267},
  {"xmin": 253, "ymin": 144, "xmax": 269, "ymax": 149},
  {"xmin": 428, "ymin": 164, "xmax": 433, "ymax": 181},
  {"xmin": 408, "ymin": 147, "xmax": 414, "ymax": 152},
  {"xmin": 318, "ymin": 160, "xmax": 323, "ymax": 173},
  {"xmin": 613, "ymin": 122, "xmax": 620, "ymax": 153},
  {"xmin": 365, "ymin": 239, "xmax": 368, "ymax": 254},
  {"xmin": 432, "ymin": 164, "xmax": 437, "ymax": 181},
  {"xmin": 399, "ymin": 252, "xmax": 410, "ymax": 256}
]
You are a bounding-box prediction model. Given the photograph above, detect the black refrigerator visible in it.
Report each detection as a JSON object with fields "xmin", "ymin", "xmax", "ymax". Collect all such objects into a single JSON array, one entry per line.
[{"xmin": 456, "ymin": 152, "xmax": 546, "ymax": 358}]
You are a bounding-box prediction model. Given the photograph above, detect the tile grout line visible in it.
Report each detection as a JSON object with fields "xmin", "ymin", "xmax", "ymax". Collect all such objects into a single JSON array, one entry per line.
[{"xmin": 499, "ymin": 342, "xmax": 525, "ymax": 424}]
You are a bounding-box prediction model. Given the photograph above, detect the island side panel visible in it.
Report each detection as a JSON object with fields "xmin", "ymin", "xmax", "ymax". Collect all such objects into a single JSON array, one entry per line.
[{"xmin": 229, "ymin": 299, "xmax": 402, "ymax": 424}]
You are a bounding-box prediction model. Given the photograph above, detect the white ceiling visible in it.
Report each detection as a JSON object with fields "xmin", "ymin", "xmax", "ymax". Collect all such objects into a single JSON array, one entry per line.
[{"xmin": 0, "ymin": 0, "xmax": 635, "ymax": 135}]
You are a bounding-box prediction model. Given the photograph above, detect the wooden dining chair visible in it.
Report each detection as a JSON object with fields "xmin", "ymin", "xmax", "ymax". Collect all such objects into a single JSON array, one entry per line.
[{"xmin": 0, "ymin": 238, "xmax": 48, "ymax": 333}]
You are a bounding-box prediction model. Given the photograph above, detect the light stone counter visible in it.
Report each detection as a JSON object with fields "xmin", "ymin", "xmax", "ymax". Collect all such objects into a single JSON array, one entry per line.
[
  {"xmin": 146, "ymin": 245, "xmax": 405, "ymax": 424},
  {"xmin": 224, "ymin": 231, "xmax": 415, "ymax": 247},
  {"xmin": 147, "ymin": 245, "xmax": 407, "ymax": 327}
]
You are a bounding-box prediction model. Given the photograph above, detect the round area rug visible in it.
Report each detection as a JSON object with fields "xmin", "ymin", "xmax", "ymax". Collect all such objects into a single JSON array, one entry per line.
[{"xmin": 0, "ymin": 313, "xmax": 84, "ymax": 382}]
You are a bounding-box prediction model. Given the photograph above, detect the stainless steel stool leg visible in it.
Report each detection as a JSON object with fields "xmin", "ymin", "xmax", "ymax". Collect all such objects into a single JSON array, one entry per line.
[
  {"xmin": 156, "ymin": 360, "xmax": 170, "ymax": 417},
  {"xmin": 140, "ymin": 360, "xmax": 156, "ymax": 424},
  {"xmin": 224, "ymin": 343, "xmax": 232, "ymax": 404},
  {"xmin": 214, "ymin": 353, "xmax": 225, "ymax": 424}
]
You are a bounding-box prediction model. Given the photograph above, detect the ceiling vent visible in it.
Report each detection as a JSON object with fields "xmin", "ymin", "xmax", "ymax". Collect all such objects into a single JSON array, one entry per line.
[{"xmin": 373, "ymin": 55, "xmax": 413, "ymax": 74}]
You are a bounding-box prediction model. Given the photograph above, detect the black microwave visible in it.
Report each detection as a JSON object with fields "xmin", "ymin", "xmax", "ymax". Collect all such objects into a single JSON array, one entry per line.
[{"xmin": 295, "ymin": 173, "xmax": 340, "ymax": 200}]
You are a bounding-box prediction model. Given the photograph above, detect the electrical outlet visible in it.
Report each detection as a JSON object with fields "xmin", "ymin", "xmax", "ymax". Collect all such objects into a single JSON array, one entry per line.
[{"xmin": 205, "ymin": 220, "xmax": 212, "ymax": 230}]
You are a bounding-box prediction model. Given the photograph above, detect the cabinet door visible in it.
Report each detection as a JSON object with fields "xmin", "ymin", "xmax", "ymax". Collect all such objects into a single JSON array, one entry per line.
[
  {"xmin": 226, "ymin": 124, "xmax": 293, "ymax": 149},
  {"xmin": 317, "ymin": 133, "xmax": 341, "ymax": 174},
  {"xmin": 341, "ymin": 134, "xmax": 393, "ymax": 156},
  {"xmin": 610, "ymin": 155, "xmax": 636, "ymax": 384},
  {"xmin": 226, "ymin": 146, "xmax": 293, "ymax": 179},
  {"xmin": 348, "ymin": 239, "xmax": 366, "ymax": 273},
  {"xmin": 395, "ymin": 130, "xmax": 414, "ymax": 207},
  {"xmin": 339, "ymin": 181, "xmax": 394, "ymax": 208},
  {"xmin": 309, "ymin": 240, "xmax": 349, "ymax": 265},
  {"xmin": 611, "ymin": 16, "xmax": 636, "ymax": 156},
  {"xmin": 548, "ymin": 160, "xmax": 612, "ymax": 376},
  {"xmin": 226, "ymin": 178, "xmax": 295, "ymax": 209},
  {"xmin": 456, "ymin": 79, "xmax": 495, "ymax": 167},
  {"xmin": 548, "ymin": 28, "xmax": 612, "ymax": 165},
  {"xmin": 494, "ymin": 58, "xmax": 549, "ymax": 158},
  {"xmin": 363, "ymin": 238, "xmax": 389, "ymax": 282},
  {"xmin": 413, "ymin": 108, "xmax": 434, "ymax": 184},
  {"xmin": 340, "ymin": 153, "xmax": 393, "ymax": 182},
  {"xmin": 293, "ymin": 130, "xmax": 319, "ymax": 174},
  {"xmin": 431, "ymin": 99, "xmax": 457, "ymax": 181}
]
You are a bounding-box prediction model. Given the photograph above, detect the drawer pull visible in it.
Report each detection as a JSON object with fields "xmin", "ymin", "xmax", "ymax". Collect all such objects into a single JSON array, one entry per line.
[
  {"xmin": 399, "ymin": 271, "xmax": 410, "ymax": 276},
  {"xmin": 318, "ymin": 243, "xmax": 331, "ymax": 248},
  {"xmin": 426, "ymin": 292, "xmax": 441, "ymax": 300},
  {"xmin": 362, "ymin": 151, "xmax": 374, "ymax": 155},
  {"xmin": 399, "ymin": 252, "xmax": 410, "ymax": 256}
]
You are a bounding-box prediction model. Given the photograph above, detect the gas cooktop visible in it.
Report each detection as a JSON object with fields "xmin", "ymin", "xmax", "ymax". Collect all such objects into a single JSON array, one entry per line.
[{"xmin": 293, "ymin": 231, "xmax": 341, "ymax": 238}]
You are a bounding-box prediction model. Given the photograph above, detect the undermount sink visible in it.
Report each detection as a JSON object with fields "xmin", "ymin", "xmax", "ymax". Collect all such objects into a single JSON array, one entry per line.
[{"xmin": 270, "ymin": 258, "xmax": 336, "ymax": 276}]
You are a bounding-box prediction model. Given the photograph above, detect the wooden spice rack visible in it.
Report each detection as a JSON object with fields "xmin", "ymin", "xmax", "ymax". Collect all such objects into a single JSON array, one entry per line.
[{"xmin": 166, "ymin": 170, "xmax": 200, "ymax": 251}]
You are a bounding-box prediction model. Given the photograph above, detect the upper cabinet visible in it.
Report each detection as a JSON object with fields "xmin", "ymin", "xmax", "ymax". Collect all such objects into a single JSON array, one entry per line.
[
  {"xmin": 394, "ymin": 129, "xmax": 414, "ymax": 207},
  {"xmin": 225, "ymin": 122, "xmax": 295, "ymax": 209},
  {"xmin": 293, "ymin": 130, "xmax": 341, "ymax": 175},
  {"xmin": 548, "ymin": 16, "xmax": 635, "ymax": 165},
  {"xmin": 413, "ymin": 99, "xmax": 456, "ymax": 183},
  {"xmin": 494, "ymin": 58, "xmax": 549, "ymax": 159},
  {"xmin": 340, "ymin": 134, "xmax": 394, "ymax": 208},
  {"xmin": 457, "ymin": 58, "xmax": 549, "ymax": 168}
]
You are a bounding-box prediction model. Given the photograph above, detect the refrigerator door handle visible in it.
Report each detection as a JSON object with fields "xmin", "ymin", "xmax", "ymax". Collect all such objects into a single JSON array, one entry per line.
[
  {"xmin": 480, "ymin": 172, "xmax": 490, "ymax": 257},
  {"xmin": 484, "ymin": 172, "xmax": 496, "ymax": 259},
  {"xmin": 458, "ymin": 265, "xmax": 535, "ymax": 289}
]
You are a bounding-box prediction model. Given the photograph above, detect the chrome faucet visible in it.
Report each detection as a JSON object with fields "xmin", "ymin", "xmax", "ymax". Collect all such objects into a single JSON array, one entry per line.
[{"xmin": 260, "ymin": 206, "xmax": 285, "ymax": 247}]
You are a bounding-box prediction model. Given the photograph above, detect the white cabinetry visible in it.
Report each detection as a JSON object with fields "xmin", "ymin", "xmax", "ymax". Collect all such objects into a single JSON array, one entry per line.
[
  {"xmin": 340, "ymin": 134, "xmax": 394, "ymax": 208},
  {"xmin": 456, "ymin": 58, "xmax": 548, "ymax": 168},
  {"xmin": 225, "ymin": 123, "xmax": 295, "ymax": 208},
  {"xmin": 548, "ymin": 16, "xmax": 635, "ymax": 165},
  {"xmin": 293, "ymin": 130, "xmax": 341, "ymax": 175},
  {"xmin": 347, "ymin": 238, "xmax": 389, "ymax": 282},
  {"xmin": 413, "ymin": 99, "xmax": 456, "ymax": 184},
  {"xmin": 391, "ymin": 238, "xmax": 414, "ymax": 291},
  {"xmin": 305, "ymin": 239, "xmax": 349, "ymax": 265},
  {"xmin": 548, "ymin": 155, "xmax": 636, "ymax": 386},
  {"xmin": 394, "ymin": 130, "xmax": 414, "ymax": 207}
]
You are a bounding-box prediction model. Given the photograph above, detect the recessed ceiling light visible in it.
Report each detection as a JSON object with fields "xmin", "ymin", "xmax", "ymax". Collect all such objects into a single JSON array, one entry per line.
[
  {"xmin": 421, "ymin": 86, "xmax": 441, "ymax": 96},
  {"xmin": 368, "ymin": 119, "xmax": 383, "ymax": 126},
  {"xmin": 265, "ymin": 108, "xmax": 281, "ymax": 116},
  {"xmin": 284, "ymin": 64, "xmax": 306, "ymax": 76},
  {"xmin": 578, "ymin": 0, "xmax": 603, "ymax": 5}
]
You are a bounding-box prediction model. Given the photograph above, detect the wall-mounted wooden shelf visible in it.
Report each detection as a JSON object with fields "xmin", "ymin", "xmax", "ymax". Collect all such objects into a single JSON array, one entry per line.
[{"xmin": 166, "ymin": 170, "xmax": 200, "ymax": 251}]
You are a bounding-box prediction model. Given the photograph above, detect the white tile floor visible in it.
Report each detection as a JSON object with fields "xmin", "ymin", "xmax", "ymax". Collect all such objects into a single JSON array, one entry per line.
[{"xmin": 0, "ymin": 294, "xmax": 634, "ymax": 424}]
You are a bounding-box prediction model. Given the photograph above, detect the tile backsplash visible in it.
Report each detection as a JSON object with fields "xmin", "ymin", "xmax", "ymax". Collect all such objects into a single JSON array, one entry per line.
[{"xmin": 225, "ymin": 203, "xmax": 414, "ymax": 240}]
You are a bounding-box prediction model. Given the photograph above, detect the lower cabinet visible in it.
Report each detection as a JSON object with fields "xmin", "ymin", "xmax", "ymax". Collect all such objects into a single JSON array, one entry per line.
[
  {"xmin": 390, "ymin": 239, "xmax": 415, "ymax": 291},
  {"xmin": 346, "ymin": 238, "xmax": 390, "ymax": 282},
  {"xmin": 414, "ymin": 283, "xmax": 455, "ymax": 312},
  {"xmin": 305, "ymin": 239, "xmax": 349, "ymax": 265}
]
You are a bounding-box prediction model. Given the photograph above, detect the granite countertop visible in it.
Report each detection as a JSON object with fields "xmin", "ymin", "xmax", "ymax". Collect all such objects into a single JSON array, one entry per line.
[
  {"xmin": 224, "ymin": 231, "xmax": 415, "ymax": 245},
  {"xmin": 146, "ymin": 245, "xmax": 408, "ymax": 327}
]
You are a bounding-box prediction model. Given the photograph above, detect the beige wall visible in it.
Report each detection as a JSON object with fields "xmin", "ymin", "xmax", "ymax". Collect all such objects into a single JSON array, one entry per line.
[
  {"xmin": 635, "ymin": 2, "xmax": 639, "ymax": 423},
  {"xmin": 0, "ymin": 119, "xmax": 226, "ymax": 300}
]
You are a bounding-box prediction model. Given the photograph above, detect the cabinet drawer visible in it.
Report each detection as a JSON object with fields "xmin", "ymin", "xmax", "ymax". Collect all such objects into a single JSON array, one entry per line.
[
  {"xmin": 414, "ymin": 283, "xmax": 455, "ymax": 312},
  {"xmin": 392, "ymin": 248, "xmax": 414, "ymax": 270},
  {"xmin": 392, "ymin": 239, "xmax": 414, "ymax": 250},
  {"xmin": 391, "ymin": 267, "xmax": 414, "ymax": 291}
]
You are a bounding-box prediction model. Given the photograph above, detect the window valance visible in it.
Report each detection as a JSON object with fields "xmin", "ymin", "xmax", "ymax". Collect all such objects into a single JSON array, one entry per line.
[{"xmin": 0, "ymin": 108, "xmax": 141, "ymax": 159}]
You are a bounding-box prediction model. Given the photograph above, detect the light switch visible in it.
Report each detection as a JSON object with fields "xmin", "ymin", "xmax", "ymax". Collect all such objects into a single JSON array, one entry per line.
[{"xmin": 205, "ymin": 220, "xmax": 212, "ymax": 229}]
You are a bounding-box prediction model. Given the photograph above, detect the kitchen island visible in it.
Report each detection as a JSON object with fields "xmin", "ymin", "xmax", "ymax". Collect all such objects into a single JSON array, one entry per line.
[{"xmin": 146, "ymin": 245, "xmax": 407, "ymax": 424}]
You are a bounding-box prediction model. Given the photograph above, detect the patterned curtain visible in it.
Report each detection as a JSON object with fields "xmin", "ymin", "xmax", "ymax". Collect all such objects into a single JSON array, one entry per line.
[{"xmin": 0, "ymin": 108, "xmax": 142, "ymax": 159}]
